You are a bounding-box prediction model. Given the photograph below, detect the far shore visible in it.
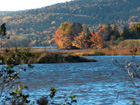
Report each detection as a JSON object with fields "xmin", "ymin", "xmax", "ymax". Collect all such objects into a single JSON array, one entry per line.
[
  {"xmin": 28, "ymin": 47, "xmax": 139, "ymax": 56},
  {"xmin": 0, "ymin": 47, "xmax": 139, "ymax": 56},
  {"xmin": 56, "ymin": 48, "xmax": 139, "ymax": 56},
  {"xmin": 0, "ymin": 47, "xmax": 138, "ymax": 64}
]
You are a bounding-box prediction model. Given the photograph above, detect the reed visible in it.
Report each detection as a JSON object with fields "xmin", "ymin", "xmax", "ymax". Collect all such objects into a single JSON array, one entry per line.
[
  {"xmin": 0, "ymin": 50, "xmax": 97, "ymax": 64},
  {"xmin": 58, "ymin": 48, "xmax": 135, "ymax": 56}
]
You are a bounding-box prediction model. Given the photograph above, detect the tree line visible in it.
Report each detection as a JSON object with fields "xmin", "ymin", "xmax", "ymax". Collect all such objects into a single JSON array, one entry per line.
[
  {"xmin": 0, "ymin": 0, "xmax": 140, "ymax": 48},
  {"xmin": 53, "ymin": 22, "xmax": 102, "ymax": 49},
  {"xmin": 54, "ymin": 22, "xmax": 140, "ymax": 49}
]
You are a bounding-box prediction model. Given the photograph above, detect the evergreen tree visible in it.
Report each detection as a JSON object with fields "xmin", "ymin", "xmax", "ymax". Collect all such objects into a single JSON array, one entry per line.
[
  {"xmin": 121, "ymin": 25, "xmax": 131, "ymax": 39},
  {"xmin": 112, "ymin": 24, "xmax": 120, "ymax": 40}
]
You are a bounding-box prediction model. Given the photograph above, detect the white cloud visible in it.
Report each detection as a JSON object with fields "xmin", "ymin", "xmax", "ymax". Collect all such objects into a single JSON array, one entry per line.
[{"xmin": 0, "ymin": 0, "xmax": 72, "ymax": 11}]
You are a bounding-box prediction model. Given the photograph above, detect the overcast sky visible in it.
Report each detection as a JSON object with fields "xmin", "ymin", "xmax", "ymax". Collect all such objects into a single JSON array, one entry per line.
[{"xmin": 0, "ymin": 0, "xmax": 72, "ymax": 11}]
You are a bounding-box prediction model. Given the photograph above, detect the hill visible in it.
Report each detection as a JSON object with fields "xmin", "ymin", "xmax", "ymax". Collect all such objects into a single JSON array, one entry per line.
[
  {"xmin": 0, "ymin": 0, "xmax": 140, "ymax": 46},
  {"xmin": 0, "ymin": 11, "xmax": 18, "ymax": 16}
]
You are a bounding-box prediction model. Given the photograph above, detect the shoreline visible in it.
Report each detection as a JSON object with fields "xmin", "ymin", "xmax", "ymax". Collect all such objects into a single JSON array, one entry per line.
[
  {"xmin": 0, "ymin": 47, "xmax": 139, "ymax": 55},
  {"xmin": 0, "ymin": 48, "xmax": 138, "ymax": 64},
  {"xmin": 55, "ymin": 48, "xmax": 139, "ymax": 56},
  {"xmin": 0, "ymin": 51, "xmax": 97, "ymax": 64}
]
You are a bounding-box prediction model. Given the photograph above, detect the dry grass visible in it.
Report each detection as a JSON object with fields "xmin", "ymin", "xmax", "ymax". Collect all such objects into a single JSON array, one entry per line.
[
  {"xmin": 0, "ymin": 47, "xmax": 138, "ymax": 59},
  {"xmin": 117, "ymin": 39, "xmax": 140, "ymax": 48},
  {"xmin": 0, "ymin": 49, "xmax": 97, "ymax": 64},
  {"xmin": 57, "ymin": 48, "xmax": 139, "ymax": 56}
]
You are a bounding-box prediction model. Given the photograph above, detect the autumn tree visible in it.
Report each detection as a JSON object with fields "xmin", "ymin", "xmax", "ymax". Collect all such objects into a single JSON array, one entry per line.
[
  {"xmin": 74, "ymin": 31, "xmax": 103, "ymax": 49},
  {"xmin": 98, "ymin": 24, "xmax": 121, "ymax": 42},
  {"xmin": 98, "ymin": 24, "xmax": 112, "ymax": 41},
  {"xmin": 129, "ymin": 23, "xmax": 140, "ymax": 39},
  {"xmin": 54, "ymin": 22, "xmax": 76, "ymax": 49},
  {"xmin": 88, "ymin": 32, "xmax": 103, "ymax": 48},
  {"xmin": 70, "ymin": 23, "xmax": 83, "ymax": 37},
  {"xmin": 54, "ymin": 22, "xmax": 84, "ymax": 49},
  {"xmin": 54, "ymin": 28, "xmax": 72, "ymax": 49},
  {"xmin": 73, "ymin": 31, "xmax": 88, "ymax": 49},
  {"xmin": 54, "ymin": 22, "xmax": 102, "ymax": 49},
  {"xmin": 73, "ymin": 24, "xmax": 92, "ymax": 49},
  {"xmin": 136, "ymin": 24, "xmax": 140, "ymax": 30}
]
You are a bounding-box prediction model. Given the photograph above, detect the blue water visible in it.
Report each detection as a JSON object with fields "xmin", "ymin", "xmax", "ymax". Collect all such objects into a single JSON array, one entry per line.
[{"xmin": 3, "ymin": 56, "xmax": 140, "ymax": 105}]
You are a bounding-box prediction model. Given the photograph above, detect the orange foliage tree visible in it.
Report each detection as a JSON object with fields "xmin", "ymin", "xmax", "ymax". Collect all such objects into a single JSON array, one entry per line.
[
  {"xmin": 98, "ymin": 24, "xmax": 114, "ymax": 42},
  {"xmin": 88, "ymin": 32, "xmax": 103, "ymax": 48},
  {"xmin": 53, "ymin": 28, "xmax": 72, "ymax": 49},
  {"xmin": 53, "ymin": 22, "xmax": 73, "ymax": 49},
  {"xmin": 73, "ymin": 31, "xmax": 87, "ymax": 49},
  {"xmin": 54, "ymin": 22, "xmax": 103, "ymax": 49}
]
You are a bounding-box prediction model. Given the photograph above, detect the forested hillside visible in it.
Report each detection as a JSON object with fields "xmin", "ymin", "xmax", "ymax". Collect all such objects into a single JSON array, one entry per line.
[
  {"xmin": 0, "ymin": 11, "xmax": 17, "ymax": 16},
  {"xmin": 0, "ymin": 0, "xmax": 140, "ymax": 47}
]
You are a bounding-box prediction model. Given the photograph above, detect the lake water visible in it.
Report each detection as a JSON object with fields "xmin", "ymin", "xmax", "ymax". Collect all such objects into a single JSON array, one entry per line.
[{"xmin": 14, "ymin": 56, "xmax": 140, "ymax": 104}]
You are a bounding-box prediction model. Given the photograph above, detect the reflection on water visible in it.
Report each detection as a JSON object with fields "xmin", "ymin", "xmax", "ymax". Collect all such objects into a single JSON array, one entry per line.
[{"xmin": 18, "ymin": 56, "xmax": 140, "ymax": 105}]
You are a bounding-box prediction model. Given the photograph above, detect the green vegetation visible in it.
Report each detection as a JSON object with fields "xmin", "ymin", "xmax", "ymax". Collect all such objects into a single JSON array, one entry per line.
[
  {"xmin": 37, "ymin": 88, "xmax": 77, "ymax": 105},
  {"xmin": 0, "ymin": 48, "xmax": 78, "ymax": 105},
  {"xmin": 117, "ymin": 39, "xmax": 140, "ymax": 48},
  {"xmin": 0, "ymin": 48, "xmax": 34, "ymax": 104},
  {"xmin": 54, "ymin": 22, "xmax": 102, "ymax": 49},
  {"xmin": 93, "ymin": 51, "xmax": 105, "ymax": 55},
  {"xmin": 52, "ymin": 21, "xmax": 140, "ymax": 50},
  {"xmin": 0, "ymin": 11, "xmax": 17, "ymax": 16},
  {"xmin": 0, "ymin": 23, "xmax": 78, "ymax": 105},
  {"xmin": 0, "ymin": 0, "xmax": 140, "ymax": 47},
  {"xmin": 0, "ymin": 21, "xmax": 140, "ymax": 104},
  {"xmin": 1, "ymin": 51, "xmax": 97, "ymax": 64},
  {"xmin": 2, "ymin": 16, "xmax": 13, "ymax": 22},
  {"xmin": 114, "ymin": 49, "xmax": 140, "ymax": 105}
]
